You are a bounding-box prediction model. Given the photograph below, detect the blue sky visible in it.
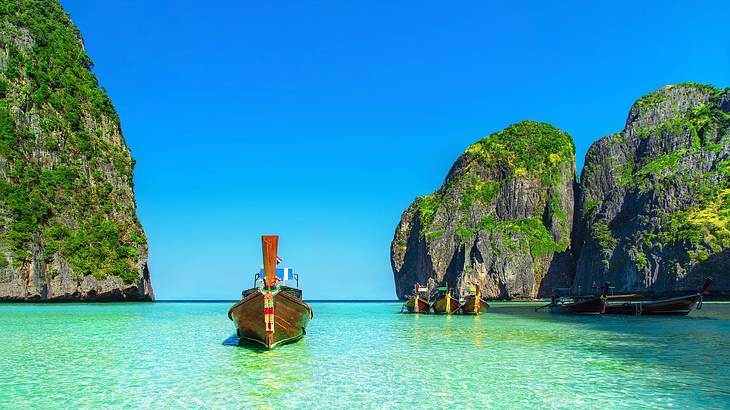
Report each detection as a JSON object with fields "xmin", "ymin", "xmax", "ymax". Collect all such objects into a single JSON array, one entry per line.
[{"xmin": 61, "ymin": 0, "xmax": 729, "ymax": 300}]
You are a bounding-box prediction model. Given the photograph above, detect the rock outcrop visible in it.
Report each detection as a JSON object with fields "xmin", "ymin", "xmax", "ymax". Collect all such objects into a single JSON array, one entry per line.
[
  {"xmin": 392, "ymin": 83, "xmax": 729, "ymax": 299},
  {"xmin": 0, "ymin": 1, "xmax": 153, "ymax": 301},
  {"xmin": 391, "ymin": 121, "xmax": 576, "ymax": 299},
  {"xmin": 573, "ymin": 84, "xmax": 729, "ymax": 295}
]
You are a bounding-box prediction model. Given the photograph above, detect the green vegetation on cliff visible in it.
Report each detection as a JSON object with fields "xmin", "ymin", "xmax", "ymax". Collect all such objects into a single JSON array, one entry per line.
[
  {"xmin": 575, "ymin": 83, "xmax": 729, "ymax": 292},
  {"xmin": 417, "ymin": 121, "xmax": 575, "ymax": 236},
  {"xmin": 0, "ymin": 0, "xmax": 146, "ymax": 283},
  {"xmin": 464, "ymin": 120, "xmax": 575, "ymax": 185},
  {"xmin": 619, "ymin": 85, "xmax": 728, "ymax": 262}
]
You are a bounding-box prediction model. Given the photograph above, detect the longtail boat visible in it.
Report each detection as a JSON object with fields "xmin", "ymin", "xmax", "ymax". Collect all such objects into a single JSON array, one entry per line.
[
  {"xmin": 402, "ymin": 283, "xmax": 430, "ymax": 313},
  {"xmin": 460, "ymin": 285, "xmax": 489, "ymax": 315},
  {"xmin": 228, "ymin": 236, "xmax": 313, "ymax": 349},
  {"xmin": 431, "ymin": 286, "xmax": 461, "ymax": 314},
  {"xmin": 603, "ymin": 277, "xmax": 713, "ymax": 316},
  {"xmin": 537, "ymin": 283, "xmax": 609, "ymax": 315}
]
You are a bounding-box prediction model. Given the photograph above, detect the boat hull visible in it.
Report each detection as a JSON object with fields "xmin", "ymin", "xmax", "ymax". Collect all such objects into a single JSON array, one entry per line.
[
  {"xmin": 228, "ymin": 288, "xmax": 313, "ymax": 349},
  {"xmin": 603, "ymin": 294, "xmax": 701, "ymax": 316},
  {"xmin": 431, "ymin": 296, "xmax": 461, "ymax": 314},
  {"xmin": 461, "ymin": 297, "xmax": 489, "ymax": 315},
  {"xmin": 549, "ymin": 296, "xmax": 605, "ymax": 315},
  {"xmin": 404, "ymin": 297, "xmax": 430, "ymax": 313}
]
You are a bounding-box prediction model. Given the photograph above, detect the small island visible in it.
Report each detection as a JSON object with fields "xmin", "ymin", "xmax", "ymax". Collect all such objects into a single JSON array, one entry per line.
[{"xmin": 392, "ymin": 84, "xmax": 729, "ymax": 300}]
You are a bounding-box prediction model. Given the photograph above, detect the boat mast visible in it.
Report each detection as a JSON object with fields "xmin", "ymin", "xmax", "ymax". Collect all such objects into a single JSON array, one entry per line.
[
  {"xmin": 446, "ymin": 288, "xmax": 451, "ymax": 313},
  {"xmin": 474, "ymin": 284, "xmax": 481, "ymax": 314},
  {"xmin": 262, "ymin": 235, "xmax": 279, "ymax": 288},
  {"xmin": 414, "ymin": 283, "xmax": 420, "ymax": 313}
]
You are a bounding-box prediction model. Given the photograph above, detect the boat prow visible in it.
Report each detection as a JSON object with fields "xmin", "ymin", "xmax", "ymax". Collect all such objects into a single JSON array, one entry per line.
[
  {"xmin": 432, "ymin": 296, "xmax": 461, "ymax": 314},
  {"xmin": 461, "ymin": 284, "xmax": 489, "ymax": 315},
  {"xmin": 461, "ymin": 297, "xmax": 489, "ymax": 315},
  {"xmin": 228, "ymin": 235, "xmax": 313, "ymax": 349},
  {"xmin": 542, "ymin": 283, "xmax": 610, "ymax": 315},
  {"xmin": 229, "ymin": 286, "xmax": 313, "ymax": 349},
  {"xmin": 403, "ymin": 296, "xmax": 431, "ymax": 313},
  {"xmin": 402, "ymin": 283, "xmax": 431, "ymax": 313}
]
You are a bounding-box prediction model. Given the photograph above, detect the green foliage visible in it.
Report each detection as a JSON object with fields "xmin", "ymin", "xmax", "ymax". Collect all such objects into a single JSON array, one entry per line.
[
  {"xmin": 635, "ymin": 251, "xmax": 648, "ymax": 270},
  {"xmin": 60, "ymin": 218, "xmax": 138, "ymax": 284},
  {"xmin": 720, "ymin": 159, "xmax": 730, "ymax": 178},
  {"xmin": 458, "ymin": 176, "xmax": 501, "ymax": 211},
  {"xmin": 636, "ymin": 91, "xmax": 667, "ymax": 109},
  {"xmin": 475, "ymin": 215, "xmax": 563, "ymax": 258},
  {"xmin": 0, "ymin": 0, "xmax": 145, "ymax": 282},
  {"xmin": 512, "ymin": 218, "xmax": 563, "ymax": 257},
  {"xmin": 593, "ymin": 220, "xmax": 617, "ymax": 251},
  {"xmin": 464, "ymin": 121, "xmax": 575, "ymax": 186},
  {"xmin": 415, "ymin": 121, "xmax": 574, "ymax": 235},
  {"xmin": 673, "ymin": 82, "xmax": 719, "ymax": 94},
  {"xmin": 456, "ymin": 226, "xmax": 475, "ymax": 243},
  {"xmin": 425, "ymin": 229, "xmax": 445, "ymax": 242},
  {"xmin": 477, "ymin": 215, "xmax": 497, "ymax": 231},
  {"xmin": 636, "ymin": 149, "xmax": 686, "ymax": 177},
  {"xmin": 584, "ymin": 198, "xmax": 602, "ymax": 216},
  {"xmin": 0, "ymin": 101, "xmax": 18, "ymax": 156},
  {"xmin": 416, "ymin": 194, "xmax": 438, "ymax": 232}
]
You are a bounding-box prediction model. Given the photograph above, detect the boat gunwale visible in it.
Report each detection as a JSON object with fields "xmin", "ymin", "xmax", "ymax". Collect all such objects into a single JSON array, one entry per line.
[
  {"xmin": 228, "ymin": 286, "xmax": 313, "ymax": 320},
  {"xmin": 605, "ymin": 293, "xmax": 701, "ymax": 307}
]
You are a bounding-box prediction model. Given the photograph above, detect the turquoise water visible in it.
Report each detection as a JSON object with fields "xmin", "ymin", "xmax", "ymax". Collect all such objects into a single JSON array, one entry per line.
[{"xmin": 1, "ymin": 302, "xmax": 730, "ymax": 409}]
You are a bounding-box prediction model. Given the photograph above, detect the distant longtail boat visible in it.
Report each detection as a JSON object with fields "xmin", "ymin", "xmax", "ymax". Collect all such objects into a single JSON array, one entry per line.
[
  {"xmin": 603, "ymin": 277, "xmax": 713, "ymax": 316},
  {"xmin": 461, "ymin": 285, "xmax": 489, "ymax": 315},
  {"xmin": 228, "ymin": 236, "xmax": 313, "ymax": 349},
  {"xmin": 403, "ymin": 283, "xmax": 430, "ymax": 313},
  {"xmin": 431, "ymin": 286, "xmax": 461, "ymax": 314},
  {"xmin": 538, "ymin": 283, "xmax": 609, "ymax": 315}
]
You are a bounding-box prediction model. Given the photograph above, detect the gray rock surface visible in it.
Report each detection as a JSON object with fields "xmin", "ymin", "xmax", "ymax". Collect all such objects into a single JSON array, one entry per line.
[
  {"xmin": 0, "ymin": 1, "xmax": 153, "ymax": 301},
  {"xmin": 391, "ymin": 121, "xmax": 576, "ymax": 299},
  {"xmin": 573, "ymin": 84, "xmax": 730, "ymax": 295}
]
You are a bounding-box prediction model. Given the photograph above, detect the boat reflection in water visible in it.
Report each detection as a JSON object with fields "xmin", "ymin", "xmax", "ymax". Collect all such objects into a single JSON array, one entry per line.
[{"xmin": 228, "ymin": 236, "xmax": 313, "ymax": 349}]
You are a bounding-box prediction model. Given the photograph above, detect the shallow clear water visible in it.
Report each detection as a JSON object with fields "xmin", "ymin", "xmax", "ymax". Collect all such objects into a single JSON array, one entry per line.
[{"xmin": 1, "ymin": 301, "xmax": 730, "ymax": 409}]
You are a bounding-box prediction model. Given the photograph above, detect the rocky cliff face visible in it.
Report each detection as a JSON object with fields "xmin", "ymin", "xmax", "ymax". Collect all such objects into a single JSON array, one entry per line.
[
  {"xmin": 392, "ymin": 84, "xmax": 729, "ymax": 299},
  {"xmin": 573, "ymin": 84, "xmax": 729, "ymax": 295},
  {"xmin": 0, "ymin": 1, "xmax": 153, "ymax": 301},
  {"xmin": 391, "ymin": 121, "xmax": 576, "ymax": 299}
]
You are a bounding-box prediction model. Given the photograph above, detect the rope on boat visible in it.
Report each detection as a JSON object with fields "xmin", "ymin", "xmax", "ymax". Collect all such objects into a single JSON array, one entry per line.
[{"xmin": 263, "ymin": 290, "xmax": 275, "ymax": 334}]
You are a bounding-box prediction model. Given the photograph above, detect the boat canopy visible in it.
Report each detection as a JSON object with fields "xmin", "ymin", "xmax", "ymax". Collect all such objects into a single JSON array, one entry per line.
[{"xmin": 259, "ymin": 268, "xmax": 295, "ymax": 281}]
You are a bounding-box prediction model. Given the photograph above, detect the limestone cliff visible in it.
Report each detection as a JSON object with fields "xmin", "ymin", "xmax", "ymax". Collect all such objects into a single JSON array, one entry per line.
[
  {"xmin": 391, "ymin": 121, "xmax": 576, "ymax": 299},
  {"xmin": 0, "ymin": 0, "xmax": 153, "ymax": 301},
  {"xmin": 573, "ymin": 84, "xmax": 729, "ymax": 295}
]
